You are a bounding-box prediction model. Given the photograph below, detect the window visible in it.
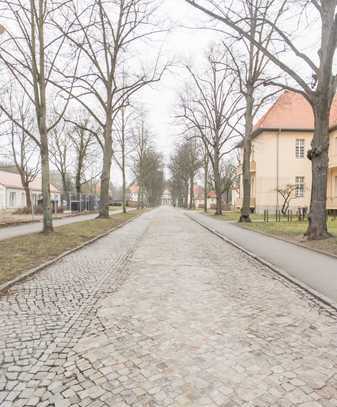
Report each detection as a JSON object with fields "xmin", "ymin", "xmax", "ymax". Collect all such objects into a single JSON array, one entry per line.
[
  {"xmin": 9, "ymin": 191, "xmax": 16, "ymax": 208},
  {"xmin": 295, "ymin": 177, "xmax": 305, "ymax": 198},
  {"xmin": 296, "ymin": 139, "xmax": 305, "ymax": 158}
]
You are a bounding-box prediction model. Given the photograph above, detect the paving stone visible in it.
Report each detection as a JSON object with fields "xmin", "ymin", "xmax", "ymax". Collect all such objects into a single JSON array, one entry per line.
[{"xmin": 1, "ymin": 208, "xmax": 337, "ymax": 406}]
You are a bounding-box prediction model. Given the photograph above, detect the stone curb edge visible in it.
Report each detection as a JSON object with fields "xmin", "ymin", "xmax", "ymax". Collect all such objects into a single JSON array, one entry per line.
[
  {"xmin": 235, "ymin": 221, "xmax": 337, "ymax": 261},
  {"xmin": 0, "ymin": 211, "xmax": 145, "ymax": 294},
  {"xmin": 186, "ymin": 213, "xmax": 337, "ymax": 314},
  {"xmin": 201, "ymin": 211, "xmax": 337, "ymax": 262}
]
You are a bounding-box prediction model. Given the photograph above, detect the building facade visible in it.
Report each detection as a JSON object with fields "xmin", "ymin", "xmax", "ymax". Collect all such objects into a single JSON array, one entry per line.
[
  {"xmin": 236, "ymin": 91, "xmax": 337, "ymax": 214},
  {"xmin": 0, "ymin": 170, "xmax": 60, "ymax": 210}
]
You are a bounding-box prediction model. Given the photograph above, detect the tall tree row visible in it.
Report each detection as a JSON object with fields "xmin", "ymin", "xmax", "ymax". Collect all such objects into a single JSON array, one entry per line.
[
  {"xmin": 177, "ymin": 48, "xmax": 242, "ymax": 215},
  {"xmin": 185, "ymin": 0, "xmax": 337, "ymax": 239},
  {"xmin": 0, "ymin": 0, "xmax": 78, "ymax": 232},
  {"xmin": 0, "ymin": 0, "xmax": 167, "ymax": 231}
]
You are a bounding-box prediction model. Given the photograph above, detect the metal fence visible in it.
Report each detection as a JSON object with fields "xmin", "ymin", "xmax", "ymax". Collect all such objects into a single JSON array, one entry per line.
[
  {"xmin": 61, "ymin": 193, "xmax": 99, "ymax": 212},
  {"xmin": 263, "ymin": 208, "xmax": 308, "ymax": 223}
]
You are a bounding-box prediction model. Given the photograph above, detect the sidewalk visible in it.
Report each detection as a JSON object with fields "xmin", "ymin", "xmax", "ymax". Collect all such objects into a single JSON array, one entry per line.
[
  {"xmin": 188, "ymin": 211, "xmax": 337, "ymax": 305},
  {"xmin": 0, "ymin": 208, "xmax": 134, "ymax": 241}
]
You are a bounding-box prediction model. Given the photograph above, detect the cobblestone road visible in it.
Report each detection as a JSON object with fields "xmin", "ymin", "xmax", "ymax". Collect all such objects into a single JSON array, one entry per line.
[{"xmin": 1, "ymin": 208, "xmax": 337, "ymax": 406}]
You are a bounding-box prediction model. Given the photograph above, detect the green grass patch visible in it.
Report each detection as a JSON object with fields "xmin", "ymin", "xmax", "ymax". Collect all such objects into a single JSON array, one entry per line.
[
  {"xmin": 0, "ymin": 210, "xmax": 144, "ymax": 286},
  {"xmin": 201, "ymin": 209, "xmax": 337, "ymax": 257},
  {"xmin": 240, "ymin": 217, "xmax": 337, "ymax": 257}
]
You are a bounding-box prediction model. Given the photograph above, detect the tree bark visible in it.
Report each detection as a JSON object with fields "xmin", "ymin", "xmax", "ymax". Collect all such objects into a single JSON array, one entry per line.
[
  {"xmin": 306, "ymin": 103, "xmax": 331, "ymax": 239},
  {"xmin": 215, "ymin": 189, "xmax": 222, "ymax": 215},
  {"xmin": 214, "ymin": 152, "xmax": 222, "ymax": 215},
  {"xmin": 204, "ymin": 156, "xmax": 208, "ymax": 213},
  {"xmin": 98, "ymin": 118, "xmax": 113, "ymax": 218},
  {"xmin": 40, "ymin": 136, "xmax": 53, "ymax": 233},
  {"xmin": 23, "ymin": 182, "xmax": 32, "ymax": 209},
  {"xmin": 240, "ymin": 92, "xmax": 254, "ymax": 223},
  {"xmin": 189, "ymin": 176, "xmax": 194, "ymax": 209},
  {"xmin": 122, "ymin": 164, "xmax": 126, "ymax": 214},
  {"xmin": 75, "ymin": 169, "xmax": 81, "ymax": 195}
]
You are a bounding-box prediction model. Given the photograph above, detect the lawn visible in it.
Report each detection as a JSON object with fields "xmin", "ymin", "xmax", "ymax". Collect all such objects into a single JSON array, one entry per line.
[
  {"xmin": 202, "ymin": 209, "xmax": 337, "ymax": 257},
  {"xmin": 202, "ymin": 210, "xmax": 265, "ymax": 222},
  {"xmin": 0, "ymin": 210, "xmax": 143, "ymax": 286},
  {"xmin": 240, "ymin": 217, "xmax": 337, "ymax": 257}
]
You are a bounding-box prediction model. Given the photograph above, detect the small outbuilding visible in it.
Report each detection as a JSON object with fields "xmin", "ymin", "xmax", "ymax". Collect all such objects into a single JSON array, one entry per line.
[{"xmin": 0, "ymin": 170, "xmax": 60, "ymax": 210}]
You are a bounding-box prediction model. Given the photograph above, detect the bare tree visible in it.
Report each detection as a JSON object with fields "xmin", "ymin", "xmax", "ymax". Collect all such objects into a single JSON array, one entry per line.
[
  {"xmin": 6, "ymin": 96, "xmax": 39, "ymax": 209},
  {"xmin": 185, "ymin": 0, "xmax": 337, "ymax": 238},
  {"xmin": 113, "ymin": 103, "xmax": 137, "ymax": 213},
  {"xmin": 177, "ymin": 50, "xmax": 242, "ymax": 215},
  {"xmin": 0, "ymin": 1, "xmax": 77, "ymax": 232},
  {"xmin": 69, "ymin": 118, "xmax": 98, "ymax": 195},
  {"xmin": 54, "ymin": 0, "xmax": 167, "ymax": 218},
  {"xmin": 277, "ymin": 184, "xmax": 298, "ymax": 215},
  {"xmin": 132, "ymin": 116, "xmax": 151, "ymax": 209},
  {"xmin": 49, "ymin": 124, "xmax": 72, "ymax": 198},
  {"xmin": 215, "ymin": 1, "xmax": 282, "ymax": 222},
  {"xmin": 168, "ymin": 145, "xmax": 190, "ymax": 208}
]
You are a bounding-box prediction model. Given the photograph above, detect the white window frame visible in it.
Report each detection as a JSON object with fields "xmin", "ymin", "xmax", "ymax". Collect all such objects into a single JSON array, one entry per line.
[
  {"xmin": 296, "ymin": 139, "xmax": 305, "ymax": 159},
  {"xmin": 295, "ymin": 176, "xmax": 305, "ymax": 198},
  {"xmin": 9, "ymin": 191, "xmax": 16, "ymax": 208}
]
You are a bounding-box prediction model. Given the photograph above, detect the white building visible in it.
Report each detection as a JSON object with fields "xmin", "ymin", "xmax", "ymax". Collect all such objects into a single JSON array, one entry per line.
[
  {"xmin": 161, "ymin": 189, "xmax": 172, "ymax": 206},
  {"xmin": 0, "ymin": 170, "xmax": 60, "ymax": 210}
]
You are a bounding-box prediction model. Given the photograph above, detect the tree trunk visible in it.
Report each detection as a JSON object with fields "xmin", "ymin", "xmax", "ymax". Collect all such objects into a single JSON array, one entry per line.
[
  {"xmin": 40, "ymin": 136, "xmax": 53, "ymax": 233},
  {"xmin": 215, "ymin": 190, "xmax": 222, "ymax": 216},
  {"xmin": 214, "ymin": 153, "xmax": 222, "ymax": 216},
  {"xmin": 75, "ymin": 170, "xmax": 81, "ymax": 195},
  {"xmin": 189, "ymin": 176, "xmax": 194, "ymax": 209},
  {"xmin": 122, "ymin": 162, "xmax": 126, "ymax": 214},
  {"xmin": 98, "ymin": 120, "xmax": 113, "ymax": 218},
  {"xmin": 240, "ymin": 136, "xmax": 252, "ymax": 222},
  {"xmin": 23, "ymin": 182, "xmax": 32, "ymax": 209},
  {"xmin": 204, "ymin": 155, "xmax": 208, "ymax": 213},
  {"xmin": 61, "ymin": 174, "xmax": 70, "ymax": 210},
  {"xmin": 240, "ymin": 91, "xmax": 254, "ymax": 223},
  {"xmin": 214, "ymin": 174, "xmax": 223, "ymax": 216},
  {"xmin": 306, "ymin": 103, "xmax": 330, "ymax": 239}
]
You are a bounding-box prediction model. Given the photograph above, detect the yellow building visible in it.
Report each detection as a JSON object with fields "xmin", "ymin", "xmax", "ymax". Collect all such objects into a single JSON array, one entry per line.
[{"xmin": 236, "ymin": 91, "xmax": 337, "ymax": 214}]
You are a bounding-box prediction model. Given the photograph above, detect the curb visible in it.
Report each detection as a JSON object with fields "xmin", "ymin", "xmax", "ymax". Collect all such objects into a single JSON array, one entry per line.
[
  {"xmin": 0, "ymin": 212, "xmax": 145, "ymax": 295},
  {"xmin": 186, "ymin": 213, "xmax": 337, "ymax": 314},
  {"xmin": 201, "ymin": 211, "xmax": 337, "ymax": 262},
  {"xmin": 236, "ymin": 222, "xmax": 337, "ymax": 261}
]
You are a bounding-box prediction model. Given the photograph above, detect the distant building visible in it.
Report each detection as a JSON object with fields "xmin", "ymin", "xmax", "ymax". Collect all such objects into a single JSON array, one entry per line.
[
  {"xmin": 0, "ymin": 170, "xmax": 60, "ymax": 210},
  {"xmin": 193, "ymin": 186, "xmax": 221, "ymax": 210},
  {"xmin": 161, "ymin": 189, "xmax": 172, "ymax": 206},
  {"xmin": 128, "ymin": 184, "xmax": 139, "ymax": 207}
]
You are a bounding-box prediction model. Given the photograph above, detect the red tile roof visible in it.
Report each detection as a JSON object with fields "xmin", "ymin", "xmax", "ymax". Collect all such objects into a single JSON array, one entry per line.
[
  {"xmin": 193, "ymin": 185, "xmax": 204, "ymax": 199},
  {"xmin": 129, "ymin": 184, "xmax": 139, "ymax": 193},
  {"xmin": 207, "ymin": 191, "xmax": 216, "ymax": 198},
  {"xmin": 0, "ymin": 170, "xmax": 59, "ymax": 193},
  {"xmin": 254, "ymin": 91, "xmax": 337, "ymax": 134}
]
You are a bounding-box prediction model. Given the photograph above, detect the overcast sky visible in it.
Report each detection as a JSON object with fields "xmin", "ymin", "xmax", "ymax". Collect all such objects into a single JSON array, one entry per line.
[
  {"xmin": 144, "ymin": 0, "xmax": 218, "ymax": 152},
  {"xmin": 111, "ymin": 0, "xmax": 220, "ymax": 185}
]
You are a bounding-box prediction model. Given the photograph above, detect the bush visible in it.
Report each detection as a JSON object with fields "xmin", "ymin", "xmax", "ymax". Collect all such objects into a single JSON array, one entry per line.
[
  {"xmin": 13, "ymin": 207, "xmax": 32, "ymax": 215},
  {"xmin": 33, "ymin": 207, "xmax": 43, "ymax": 215}
]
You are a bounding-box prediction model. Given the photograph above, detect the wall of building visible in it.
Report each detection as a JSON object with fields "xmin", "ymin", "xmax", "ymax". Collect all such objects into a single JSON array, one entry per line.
[
  {"xmin": 253, "ymin": 130, "xmax": 313, "ymax": 214},
  {"xmin": 0, "ymin": 185, "xmax": 5, "ymax": 210},
  {"xmin": 0, "ymin": 188, "xmax": 60, "ymax": 210}
]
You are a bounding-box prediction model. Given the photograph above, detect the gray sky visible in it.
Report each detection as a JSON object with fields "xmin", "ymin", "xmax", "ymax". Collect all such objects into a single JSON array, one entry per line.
[
  {"xmin": 137, "ymin": 0, "xmax": 218, "ymax": 157},
  {"xmin": 111, "ymin": 0, "xmax": 219, "ymax": 185}
]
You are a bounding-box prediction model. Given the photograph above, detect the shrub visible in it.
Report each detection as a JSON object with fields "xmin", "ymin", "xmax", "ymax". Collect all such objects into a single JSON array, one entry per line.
[{"xmin": 13, "ymin": 207, "xmax": 32, "ymax": 215}]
